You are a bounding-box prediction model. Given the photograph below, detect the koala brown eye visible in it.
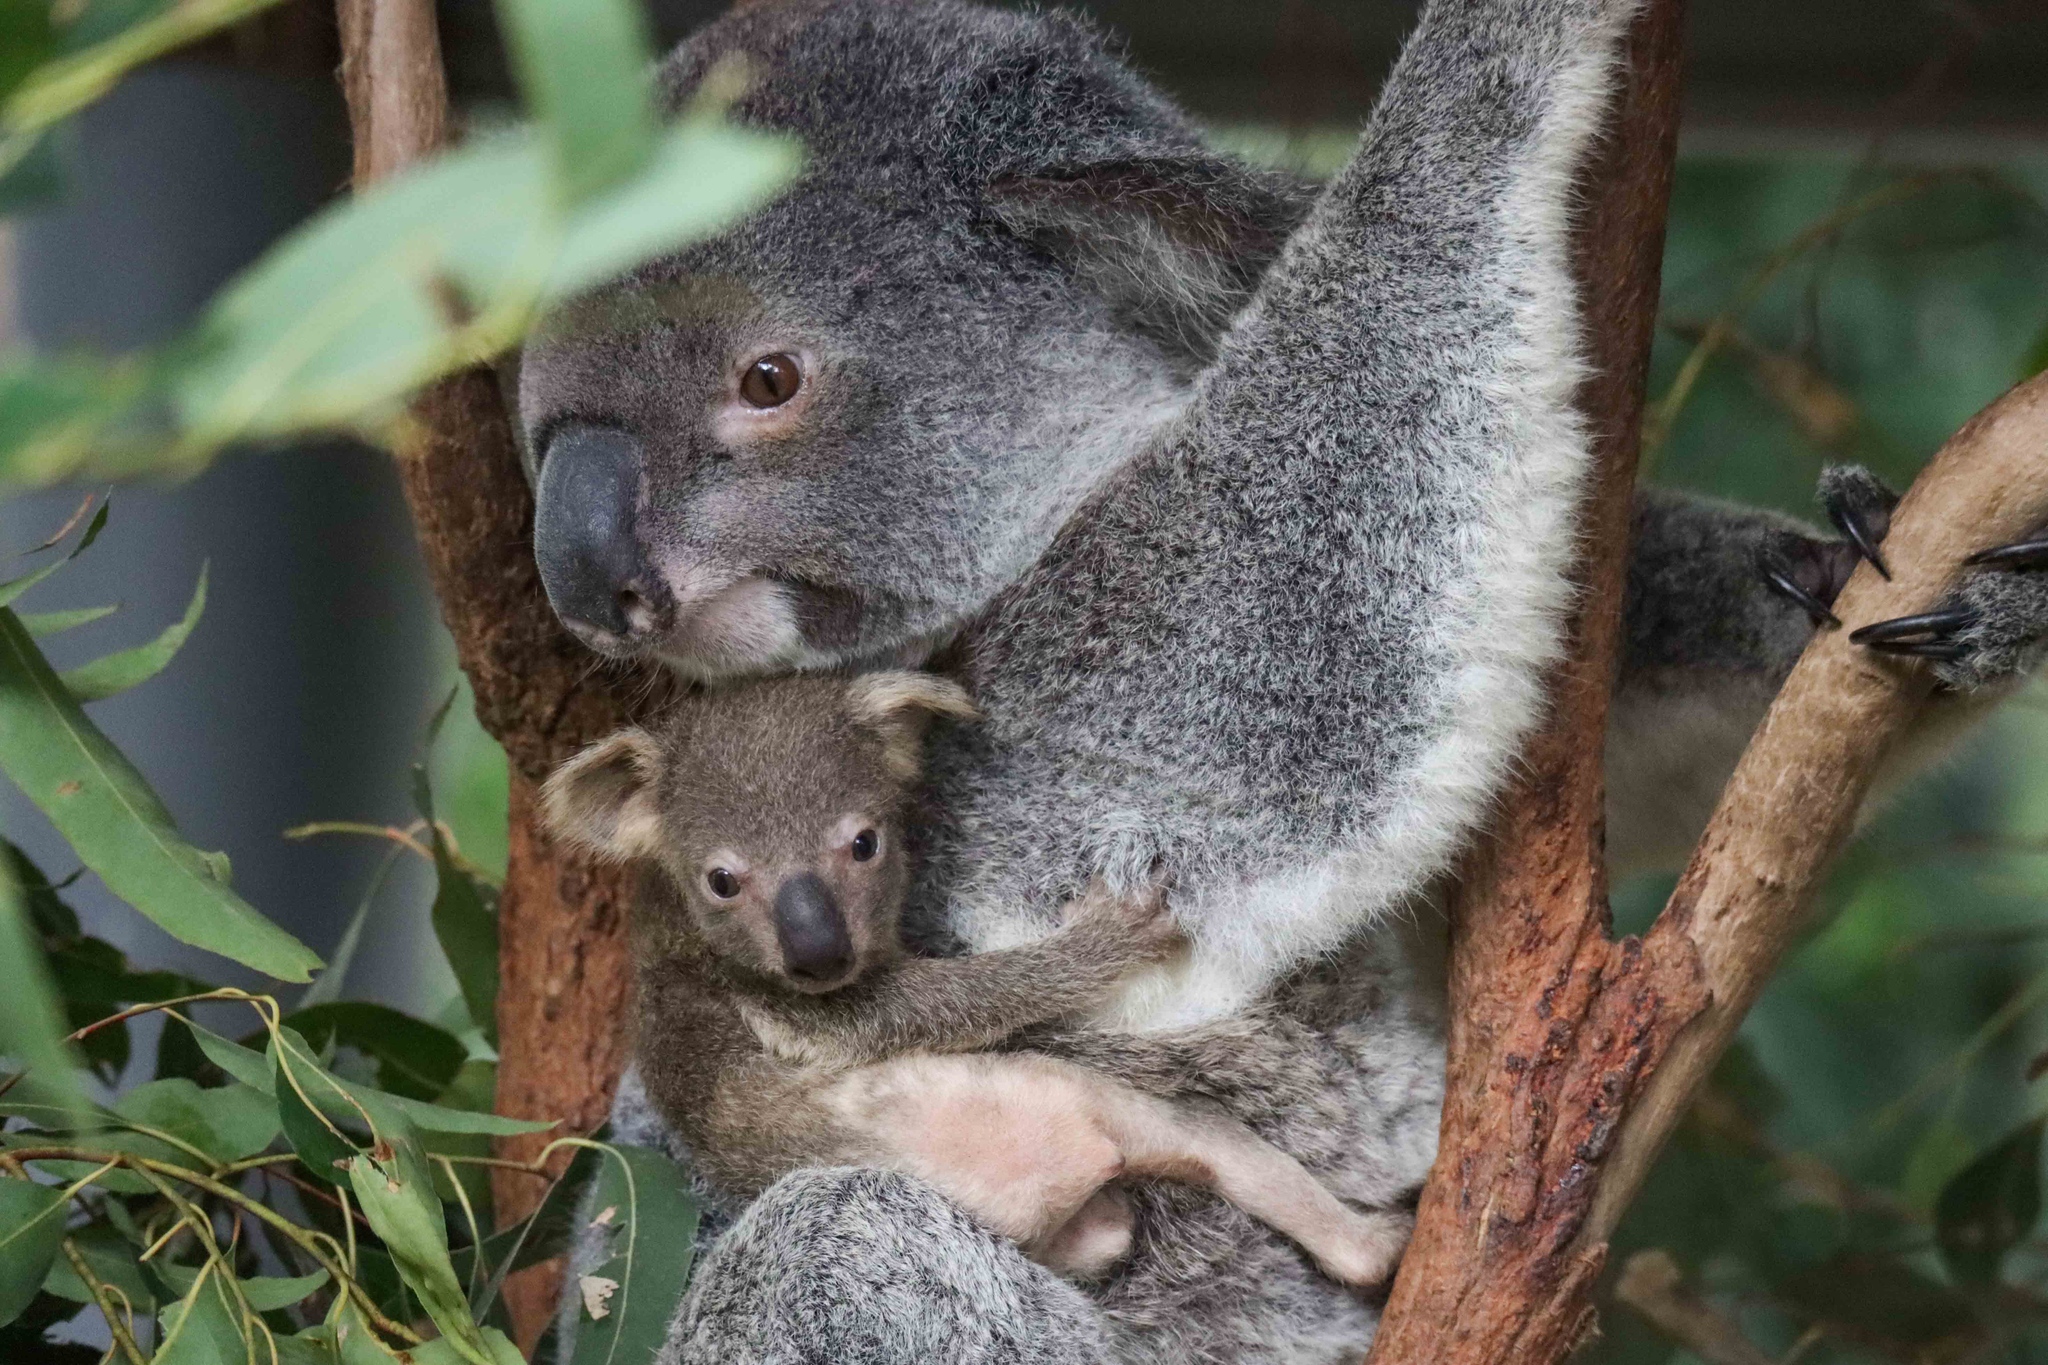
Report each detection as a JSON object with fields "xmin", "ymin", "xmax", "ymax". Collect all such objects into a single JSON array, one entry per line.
[
  {"xmin": 739, "ymin": 353, "xmax": 801, "ymax": 409},
  {"xmin": 706, "ymin": 868, "xmax": 740, "ymax": 899},
  {"xmin": 850, "ymin": 830, "xmax": 879, "ymax": 862}
]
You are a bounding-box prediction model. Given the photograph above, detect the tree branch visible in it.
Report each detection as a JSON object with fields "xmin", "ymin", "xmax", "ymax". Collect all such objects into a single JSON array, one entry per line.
[
  {"xmin": 335, "ymin": 0, "xmax": 658, "ymax": 1343},
  {"xmin": 1586, "ymin": 368, "xmax": 2048, "ymax": 1244}
]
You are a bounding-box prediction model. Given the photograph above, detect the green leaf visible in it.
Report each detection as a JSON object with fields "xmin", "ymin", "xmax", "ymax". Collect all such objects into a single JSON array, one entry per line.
[
  {"xmin": 21, "ymin": 604, "xmax": 116, "ymax": 637},
  {"xmin": 0, "ymin": 607, "xmax": 321, "ymax": 981},
  {"xmin": 263, "ymin": 1022, "xmax": 549, "ymax": 1166},
  {"xmin": 0, "ymin": 499, "xmax": 106, "ymax": 609},
  {"xmin": 38, "ymin": 1221, "xmax": 153, "ymax": 1312},
  {"xmin": 184, "ymin": 1019, "xmax": 270, "ymax": 1091},
  {"xmin": 153, "ymin": 1261, "xmax": 248, "ymax": 1365},
  {"xmin": 0, "ymin": 858, "xmax": 87, "ymax": 1124},
  {"xmin": 157, "ymin": 1263, "xmax": 327, "ymax": 1313},
  {"xmin": 0, "ymin": 350, "xmax": 149, "ymax": 488},
  {"xmin": 494, "ymin": 0, "xmax": 654, "ymax": 205},
  {"xmin": 59, "ymin": 561, "xmax": 205, "ymax": 701},
  {"xmin": 415, "ymin": 767, "xmax": 499, "ymax": 1046},
  {"xmin": 271, "ymin": 1036, "xmax": 366, "ymax": 1186},
  {"xmin": 410, "ymin": 1327, "xmax": 525, "ymax": 1365},
  {"xmin": 1936, "ymin": 1117, "xmax": 2044, "ymax": 1286},
  {"xmin": 567, "ymin": 1144, "xmax": 699, "ymax": 1365},
  {"xmin": 348, "ymin": 1117, "xmax": 496, "ymax": 1365},
  {"xmin": 111, "ymin": 1077, "xmax": 278, "ymax": 1164},
  {"xmin": 168, "ymin": 118, "xmax": 797, "ymax": 449},
  {"xmin": 4, "ymin": 0, "xmax": 285, "ymax": 140},
  {"xmin": 285, "ymin": 1002, "xmax": 466, "ymax": 1103},
  {"xmin": 0, "ymin": 1176, "xmax": 68, "ymax": 1327}
]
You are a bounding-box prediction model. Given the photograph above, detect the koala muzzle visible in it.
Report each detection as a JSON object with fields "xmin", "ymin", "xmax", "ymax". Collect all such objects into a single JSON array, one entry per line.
[
  {"xmin": 534, "ymin": 426, "xmax": 666, "ymax": 641},
  {"xmin": 773, "ymin": 873, "xmax": 854, "ymax": 983}
]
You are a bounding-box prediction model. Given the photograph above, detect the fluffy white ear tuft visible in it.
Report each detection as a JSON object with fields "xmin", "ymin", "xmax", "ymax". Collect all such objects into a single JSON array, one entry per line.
[
  {"xmin": 540, "ymin": 729, "xmax": 665, "ymax": 861},
  {"xmin": 844, "ymin": 672, "xmax": 981, "ymax": 779}
]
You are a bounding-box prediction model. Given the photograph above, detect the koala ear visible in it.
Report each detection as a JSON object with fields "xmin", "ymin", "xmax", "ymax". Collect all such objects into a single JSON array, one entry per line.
[
  {"xmin": 845, "ymin": 672, "xmax": 981, "ymax": 780},
  {"xmin": 541, "ymin": 729, "xmax": 665, "ymax": 861},
  {"xmin": 986, "ymin": 156, "xmax": 1313, "ymax": 363}
]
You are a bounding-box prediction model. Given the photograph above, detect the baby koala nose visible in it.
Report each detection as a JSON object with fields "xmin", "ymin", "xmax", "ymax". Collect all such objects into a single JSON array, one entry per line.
[{"xmin": 774, "ymin": 873, "xmax": 854, "ymax": 984}]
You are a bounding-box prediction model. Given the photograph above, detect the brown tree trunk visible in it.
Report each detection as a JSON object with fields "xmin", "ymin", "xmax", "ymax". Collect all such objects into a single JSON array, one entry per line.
[{"xmin": 335, "ymin": 0, "xmax": 658, "ymax": 1345}]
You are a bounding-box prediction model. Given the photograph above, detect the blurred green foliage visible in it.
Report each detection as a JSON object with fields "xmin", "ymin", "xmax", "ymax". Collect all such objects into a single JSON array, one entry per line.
[{"xmin": 1596, "ymin": 156, "xmax": 2048, "ymax": 1364}]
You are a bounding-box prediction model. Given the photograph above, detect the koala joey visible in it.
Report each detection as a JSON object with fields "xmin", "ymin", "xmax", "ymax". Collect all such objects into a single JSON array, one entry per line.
[{"xmin": 543, "ymin": 671, "xmax": 1414, "ymax": 1287}]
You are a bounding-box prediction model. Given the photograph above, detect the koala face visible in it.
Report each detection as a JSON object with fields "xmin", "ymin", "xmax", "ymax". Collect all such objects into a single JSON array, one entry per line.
[
  {"xmin": 521, "ymin": 183, "xmax": 1185, "ymax": 681},
  {"xmin": 541, "ymin": 672, "xmax": 979, "ymax": 993},
  {"xmin": 515, "ymin": 0, "xmax": 1311, "ymax": 681}
]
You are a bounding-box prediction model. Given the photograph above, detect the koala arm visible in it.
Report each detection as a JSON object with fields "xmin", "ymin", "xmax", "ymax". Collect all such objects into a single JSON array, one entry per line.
[
  {"xmin": 1608, "ymin": 483, "xmax": 2045, "ymax": 876},
  {"xmin": 933, "ymin": 0, "xmax": 1646, "ymax": 1010},
  {"xmin": 740, "ymin": 883, "xmax": 1178, "ymax": 1067}
]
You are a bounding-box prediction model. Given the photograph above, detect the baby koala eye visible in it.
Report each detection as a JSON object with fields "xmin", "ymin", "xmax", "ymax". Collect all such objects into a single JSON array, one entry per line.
[
  {"xmin": 705, "ymin": 867, "xmax": 741, "ymax": 899},
  {"xmin": 739, "ymin": 353, "xmax": 801, "ymax": 409},
  {"xmin": 850, "ymin": 829, "xmax": 880, "ymax": 863}
]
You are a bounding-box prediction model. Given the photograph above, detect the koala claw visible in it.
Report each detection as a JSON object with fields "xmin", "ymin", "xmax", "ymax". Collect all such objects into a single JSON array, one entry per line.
[
  {"xmin": 1757, "ymin": 534, "xmax": 1843, "ymax": 628},
  {"xmin": 1818, "ymin": 464, "xmax": 1901, "ymax": 581},
  {"xmin": 1851, "ymin": 609, "xmax": 1976, "ymax": 658},
  {"xmin": 1967, "ymin": 537, "xmax": 2048, "ymax": 570}
]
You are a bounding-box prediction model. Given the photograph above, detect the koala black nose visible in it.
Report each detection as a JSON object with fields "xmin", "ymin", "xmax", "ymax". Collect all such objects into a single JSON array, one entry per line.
[
  {"xmin": 773, "ymin": 873, "xmax": 854, "ymax": 984},
  {"xmin": 533, "ymin": 427, "xmax": 664, "ymax": 639}
]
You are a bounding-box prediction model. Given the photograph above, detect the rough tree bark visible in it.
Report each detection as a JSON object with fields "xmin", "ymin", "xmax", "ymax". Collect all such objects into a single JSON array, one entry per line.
[{"xmin": 335, "ymin": 0, "xmax": 661, "ymax": 1343}]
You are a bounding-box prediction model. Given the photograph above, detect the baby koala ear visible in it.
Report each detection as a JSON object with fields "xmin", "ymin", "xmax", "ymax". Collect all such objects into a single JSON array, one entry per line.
[
  {"xmin": 844, "ymin": 672, "xmax": 981, "ymax": 780},
  {"xmin": 540, "ymin": 728, "xmax": 665, "ymax": 860}
]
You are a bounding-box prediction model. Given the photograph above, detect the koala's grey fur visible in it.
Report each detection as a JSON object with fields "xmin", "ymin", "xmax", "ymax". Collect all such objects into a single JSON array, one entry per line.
[{"xmin": 524, "ymin": 0, "xmax": 2048, "ymax": 1359}]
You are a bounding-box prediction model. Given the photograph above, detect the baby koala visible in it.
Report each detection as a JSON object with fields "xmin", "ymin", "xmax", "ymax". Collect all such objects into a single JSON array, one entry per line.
[{"xmin": 544, "ymin": 671, "xmax": 1409, "ymax": 1285}]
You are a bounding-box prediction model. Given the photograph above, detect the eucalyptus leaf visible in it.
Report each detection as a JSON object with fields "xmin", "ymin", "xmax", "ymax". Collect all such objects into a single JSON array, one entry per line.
[
  {"xmin": 112, "ymin": 1077, "xmax": 278, "ymax": 1165},
  {"xmin": 286, "ymin": 1001, "xmax": 465, "ymax": 1103},
  {"xmin": 153, "ymin": 1261, "xmax": 248, "ymax": 1365},
  {"xmin": 494, "ymin": 0, "xmax": 654, "ymax": 205},
  {"xmin": 169, "ymin": 117, "xmax": 796, "ymax": 449},
  {"xmin": 0, "ymin": 606, "xmax": 321, "ymax": 981},
  {"xmin": 0, "ymin": 499, "xmax": 105, "ymax": 608},
  {"xmin": 567, "ymin": 1143, "xmax": 699, "ymax": 1365},
  {"xmin": 348, "ymin": 1117, "xmax": 495, "ymax": 1365},
  {"xmin": 3, "ymin": 0, "xmax": 284, "ymax": 140},
  {"xmin": 59, "ymin": 560, "xmax": 205, "ymax": 701},
  {"xmin": 415, "ymin": 767, "xmax": 498, "ymax": 1046},
  {"xmin": 0, "ymin": 858, "xmax": 87, "ymax": 1124},
  {"xmin": 157, "ymin": 1263, "xmax": 328, "ymax": 1313},
  {"xmin": 37, "ymin": 1220, "xmax": 151, "ymax": 1312},
  {"xmin": 0, "ymin": 1176, "xmax": 68, "ymax": 1327},
  {"xmin": 18, "ymin": 605, "xmax": 114, "ymax": 637},
  {"xmin": 185, "ymin": 1018, "xmax": 270, "ymax": 1091}
]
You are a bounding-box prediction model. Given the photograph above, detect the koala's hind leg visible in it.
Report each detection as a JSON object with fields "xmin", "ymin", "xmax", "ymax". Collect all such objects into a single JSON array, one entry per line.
[{"xmin": 1083, "ymin": 1076, "xmax": 1413, "ymax": 1289}]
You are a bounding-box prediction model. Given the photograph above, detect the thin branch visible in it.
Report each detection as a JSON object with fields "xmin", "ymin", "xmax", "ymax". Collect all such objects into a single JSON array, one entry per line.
[
  {"xmin": 1585, "ymin": 368, "xmax": 2048, "ymax": 1245},
  {"xmin": 63, "ymin": 1238, "xmax": 147, "ymax": 1365},
  {"xmin": 1616, "ymin": 1250, "xmax": 1777, "ymax": 1365}
]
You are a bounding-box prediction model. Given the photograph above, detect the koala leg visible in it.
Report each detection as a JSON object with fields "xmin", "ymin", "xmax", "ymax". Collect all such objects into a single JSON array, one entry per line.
[{"xmin": 664, "ymin": 1166, "xmax": 1112, "ymax": 1365}]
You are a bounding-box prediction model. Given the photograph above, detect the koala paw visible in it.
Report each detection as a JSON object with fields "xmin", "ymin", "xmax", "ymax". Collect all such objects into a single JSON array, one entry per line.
[
  {"xmin": 1755, "ymin": 465, "xmax": 1899, "ymax": 628},
  {"xmin": 1063, "ymin": 872, "xmax": 1182, "ymax": 957},
  {"xmin": 1853, "ymin": 559, "xmax": 2048, "ymax": 690},
  {"xmin": 1312, "ymin": 1208, "xmax": 1414, "ymax": 1290},
  {"xmin": 1757, "ymin": 464, "xmax": 2048, "ymax": 691}
]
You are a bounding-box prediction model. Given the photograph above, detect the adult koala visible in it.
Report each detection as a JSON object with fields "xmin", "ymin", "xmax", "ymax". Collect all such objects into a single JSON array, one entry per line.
[{"xmin": 520, "ymin": 0, "xmax": 2048, "ymax": 1359}]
